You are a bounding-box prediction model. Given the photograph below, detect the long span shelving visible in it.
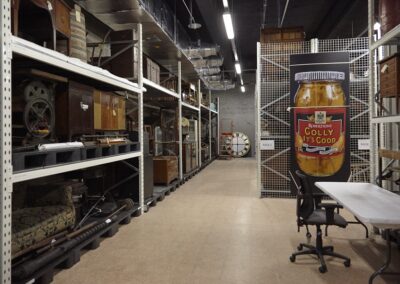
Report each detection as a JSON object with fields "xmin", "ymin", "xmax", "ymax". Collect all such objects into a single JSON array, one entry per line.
[{"xmin": 0, "ymin": 1, "xmax": 221, "ymax": 282}]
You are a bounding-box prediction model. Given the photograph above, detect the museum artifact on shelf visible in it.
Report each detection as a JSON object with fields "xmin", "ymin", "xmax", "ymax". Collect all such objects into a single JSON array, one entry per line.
[{"xmin": 153, "ymin": 156, "xmax": 179, "ymax": 185}]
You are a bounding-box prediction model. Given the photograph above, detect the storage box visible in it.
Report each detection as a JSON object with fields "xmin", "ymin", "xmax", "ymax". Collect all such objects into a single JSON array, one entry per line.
[
  {"xmin": 153, "ymin": 156, "xmax": 178, "ymax": 185},
  {"xmin": 379, "ymin": 53, "xmax": 400, "ymax": 98},
  {"xmin": 260, "ymin": 27, "xmax": 304, "ymax": 43}
]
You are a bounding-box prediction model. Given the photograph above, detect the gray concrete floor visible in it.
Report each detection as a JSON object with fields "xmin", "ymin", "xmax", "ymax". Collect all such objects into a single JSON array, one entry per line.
[{"xmin": 54, "ymin": 158, "xmax": 399, "ymax": 284}]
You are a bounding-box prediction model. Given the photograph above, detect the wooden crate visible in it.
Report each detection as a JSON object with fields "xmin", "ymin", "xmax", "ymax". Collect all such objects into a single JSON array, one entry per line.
[
  {"xmin": 379, "ymin": 53, "xmax": 400, "ymax": 98},
  {"xmin": 260, "ymin": 27, "xmax": 304, "ymax": 43},
  {"xmin": 153, "ymin": 156, "xmax": 178, "ymax": 185}
]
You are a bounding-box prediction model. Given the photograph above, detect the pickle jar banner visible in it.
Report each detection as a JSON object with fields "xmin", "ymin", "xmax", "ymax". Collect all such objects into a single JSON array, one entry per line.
[{"xmin": 289, "ymin": 52, "xmax": 350, "ymax": 190}]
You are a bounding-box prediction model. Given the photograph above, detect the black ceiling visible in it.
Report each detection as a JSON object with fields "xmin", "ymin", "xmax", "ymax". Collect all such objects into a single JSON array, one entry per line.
[{"xmin": 164, "ymin": 0, "xmax": 367, "ymax": 77}]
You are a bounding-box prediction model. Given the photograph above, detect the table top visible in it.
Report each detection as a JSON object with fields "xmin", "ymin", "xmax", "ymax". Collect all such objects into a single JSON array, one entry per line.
[{"xmin": 315, "ymin": 182, "xmax": 400, "ymax": 229}]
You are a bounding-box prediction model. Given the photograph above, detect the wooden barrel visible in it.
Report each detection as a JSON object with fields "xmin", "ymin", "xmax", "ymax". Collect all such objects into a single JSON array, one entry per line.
[{"xmin": 69, "ymin": 5, "xmax": 87, "ymax": 62}]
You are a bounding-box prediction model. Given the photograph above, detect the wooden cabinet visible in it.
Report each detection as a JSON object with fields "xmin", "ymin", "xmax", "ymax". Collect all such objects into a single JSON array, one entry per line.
[
  {"xmin": 93, "ymin": 90, "xmax": 126, "ymax": 131},
  {"xmin": 153, "ymin": 156, "xmax": 178, "ymax": 185},
  {"xmin": 56, "ymin": 81, "xmax": 94, "ymax": 140}
]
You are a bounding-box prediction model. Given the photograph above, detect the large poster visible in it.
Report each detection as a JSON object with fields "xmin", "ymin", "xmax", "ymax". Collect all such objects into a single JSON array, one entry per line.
[{"xmin": 290, "ymin": 52, "xmax": 350, "ymax": 190}]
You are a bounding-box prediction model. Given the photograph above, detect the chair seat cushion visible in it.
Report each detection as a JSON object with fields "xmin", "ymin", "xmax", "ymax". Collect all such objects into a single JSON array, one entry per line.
[
  {"xmin": 306, "ymin": 209, "xmax": 347, "ymax": 228},
  {"xmin": 12, "ymin": 206, "xmax": 75, "ymax": 256}
]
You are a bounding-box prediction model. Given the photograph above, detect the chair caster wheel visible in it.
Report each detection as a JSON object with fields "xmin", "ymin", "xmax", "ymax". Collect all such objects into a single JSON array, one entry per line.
[
  {"xmin": 306, "ymin": 232, "xmax": 312, "ymax": 239},
  {"xmin": 289, "ymin": 255, "xmax": 296, "ymax": 263},
  {"xmin": 297, "ymin": 245, "xmax": 303, "ymax": 251},
  {"xmin": 319, "ymin": 265, "xmax": 327, "ymax": 273},
  {"xmin": 344, "ymin": 260, "xmax": 351, "ymax": 267}
]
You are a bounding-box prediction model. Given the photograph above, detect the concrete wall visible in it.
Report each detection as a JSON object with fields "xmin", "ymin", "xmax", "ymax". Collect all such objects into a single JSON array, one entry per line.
[{"xmin": 213, "ymin": 73, "xmax": 256, "ymax": 157}]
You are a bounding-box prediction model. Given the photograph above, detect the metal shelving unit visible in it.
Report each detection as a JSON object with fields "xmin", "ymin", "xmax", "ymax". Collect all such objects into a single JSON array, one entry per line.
[
  {"xmin": 0, "ymin": 2, "xmax": 146, "ymax": 281},
  {"xmin": 257, "ymin": 37, "xmax": 370, "ymax": 198},
  {"xmin": 368, "ymin": 0, "xmax": 400, "ymax": 188},
  {"xmin": 0, "ymin": 1, "xmax": 222, "ymax": 281}
]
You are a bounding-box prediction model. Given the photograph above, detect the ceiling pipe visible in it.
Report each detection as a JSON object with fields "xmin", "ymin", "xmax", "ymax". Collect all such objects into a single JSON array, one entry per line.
[{"xmin": 279, "ymin": 0, "xmax": 290, "ymax": 28}]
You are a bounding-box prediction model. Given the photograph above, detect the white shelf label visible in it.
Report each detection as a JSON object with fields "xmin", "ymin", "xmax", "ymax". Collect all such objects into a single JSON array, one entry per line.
[
  {"xmin": 358, "ymin": 139, "xmax": 370, "ymax": 150},
  {"xmin": 260, "ymin": 140, "xmax": 275, "ymax": 150}
]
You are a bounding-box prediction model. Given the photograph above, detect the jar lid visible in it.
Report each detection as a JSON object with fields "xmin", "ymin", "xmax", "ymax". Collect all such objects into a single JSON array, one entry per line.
[{"xmin": 295, "ymin": 71, "xmax": 345, "ymax": 81}]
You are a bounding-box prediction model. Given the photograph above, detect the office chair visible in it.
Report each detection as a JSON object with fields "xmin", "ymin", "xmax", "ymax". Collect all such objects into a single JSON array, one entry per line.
[{"xmin": 289, "ymin": 170, "xmax": 351, "ymax": 273}]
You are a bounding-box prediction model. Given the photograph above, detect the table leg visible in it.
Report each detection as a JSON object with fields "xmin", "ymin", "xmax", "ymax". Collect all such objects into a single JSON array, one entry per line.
[
  {"xmin": 369, "ymin": 229, "xmax": 400, "ymax": 284},
  {"xmin": 347, "ymin": 216, "xmax": 369, "ymax": 238}
]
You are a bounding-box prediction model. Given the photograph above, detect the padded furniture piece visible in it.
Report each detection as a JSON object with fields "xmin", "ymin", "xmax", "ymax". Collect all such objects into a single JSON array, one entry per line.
[
  {"xmin": 12, "ymin": 184, "xmax": 75, "ymax": 256},
  {"xmin": 289, "ymin": 171, "xmax": 350, "ymax": 273}
]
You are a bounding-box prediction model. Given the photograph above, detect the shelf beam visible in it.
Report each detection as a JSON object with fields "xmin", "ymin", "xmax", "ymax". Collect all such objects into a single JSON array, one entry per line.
[
  {"xmin": 182, "ymin": 101, "xmax": 199, "ymax": 111},
  {"xmin": 143, "ymin": 77, "xmax": 180, "ymax": 99},
  {"xmin": 371, "ymin": 116, "xmax": 400, "ymax": 124},
  {"xmin": 13, "ymin": 152, "xmax": 142, "ymax": 183},
  {"xmin": 370, "ymin": 23, "xmax": 400, "ymax": 51},
  {"xmin": 12, "ymin": 36, "xmax": 143, "ymax": 94}
]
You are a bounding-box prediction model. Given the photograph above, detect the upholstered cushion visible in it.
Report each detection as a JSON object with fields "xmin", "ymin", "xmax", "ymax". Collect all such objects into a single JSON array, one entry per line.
[
  {"xmin": 12, "ymin": 206, "xmax": 75, "ymax": 256},
  {"xmin": 12, "ymin": 185, "xmax": 76, "ymax": 256},
  {"xmin": 306, "ymin": 209, "xmax": 347, "ymax": 228}
]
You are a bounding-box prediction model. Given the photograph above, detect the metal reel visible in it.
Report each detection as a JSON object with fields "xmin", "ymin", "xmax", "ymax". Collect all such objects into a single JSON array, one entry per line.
[{"xmin": 24, "ymin": 97, "xmax": 55, "ymax": 138}]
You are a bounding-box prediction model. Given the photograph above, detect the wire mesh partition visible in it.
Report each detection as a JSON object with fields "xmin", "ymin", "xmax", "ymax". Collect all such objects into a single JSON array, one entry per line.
[{"xmin": 258, "ymin": 38, "xmax": 370, "ymax": 198}]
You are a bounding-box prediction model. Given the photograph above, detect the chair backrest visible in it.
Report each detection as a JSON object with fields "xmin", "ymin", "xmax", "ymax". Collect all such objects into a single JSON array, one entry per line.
[{"xmin": 295, "ymin": 170, "xmax": 316, "ymax": 220}]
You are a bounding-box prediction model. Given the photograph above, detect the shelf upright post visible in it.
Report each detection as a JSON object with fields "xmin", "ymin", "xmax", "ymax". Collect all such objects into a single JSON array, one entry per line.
[
  {"xmin": 217, "ymin": 97, "xmax": 220, "ymax": 156},
  {"xmin": 256, "ymin": 42, "xmax": 262, "ymax": 196},
  {"xmin": 0, "ymin": 0, "xmax": 13, "ymax": 282},
  {"xmin": 368, "ymin": 0, "xmax": 377, "ymax": 183},
  {"xmin": 198, "ymin": 80, "xmax": 202, "ymax": 167},
  {"xmin": 178, "ymin": 61, "xmax": 183, "ymax": 180},
  {"xmin": 138, "ymin": 23, "xmax": 144, "ymax": 213},
  {"xmin": 209, "ymin": 90, "xmax": 212, "ymax": 160}
]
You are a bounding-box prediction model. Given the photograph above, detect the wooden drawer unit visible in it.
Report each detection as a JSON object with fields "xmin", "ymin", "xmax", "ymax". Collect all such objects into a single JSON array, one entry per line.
[
  {"xmin": 153, "ymin": 156, "xmax": 178, "ymax": 185},
  {"xmin": 379, "ymin": 54, "xmax": 400, "ymax": 98},
  {"xmin": 94, "ymin": 90, "xmax": 126, "ymax": 131},
  {"xmin": 56, "ymin": 81, "xmax": 94, "ymax": 140}
]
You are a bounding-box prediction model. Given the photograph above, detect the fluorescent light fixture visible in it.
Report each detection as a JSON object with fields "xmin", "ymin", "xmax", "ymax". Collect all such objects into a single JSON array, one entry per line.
[
  {"xmin": 240, "ymin": 78, "xmax": 244, "ymax": 85},
  {"xmin": 223, "ymin": 13, "xmax": 234, "ymax": 39},
  {"xmin": 234, "ymin": 51, "xmax": 238, "ymax": 61},
  {"xmin": 241, "ymin": 86, "xmax": 245, "ymax": 93},
  {"xmin": 235, "ymin": 63, "xmax": 241, "ymax": 74},
  {"xmin": 222, "ymin": 0, "xmax": 229, "ymax": 8}
]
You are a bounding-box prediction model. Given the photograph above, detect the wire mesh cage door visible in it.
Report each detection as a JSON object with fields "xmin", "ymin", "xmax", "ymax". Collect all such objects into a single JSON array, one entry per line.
[{"xmin": 258, "ymin": 38, "xmax": 370, "ymax": 198}]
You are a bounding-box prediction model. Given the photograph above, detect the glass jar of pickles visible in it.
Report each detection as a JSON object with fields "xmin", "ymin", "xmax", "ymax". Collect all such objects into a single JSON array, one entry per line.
[{"xmin": 293, "ymin": 71, "xmax": 346, "ymax": 177}]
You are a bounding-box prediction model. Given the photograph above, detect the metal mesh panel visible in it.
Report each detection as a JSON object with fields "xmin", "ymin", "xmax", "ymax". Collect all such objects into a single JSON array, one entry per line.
[
  {"xmin": 318, "ymin": 38, "xmax": 371, "ymax": 184},
  {"xmin": 259, "ymin": 41, "xmax": 311, "ymax": 198},
  {"xmin": 258, "ymin": 38, "xmax": 370, "ymax": 198}
]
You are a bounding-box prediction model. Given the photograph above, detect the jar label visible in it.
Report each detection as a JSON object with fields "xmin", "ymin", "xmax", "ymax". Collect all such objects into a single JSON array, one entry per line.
[{"xmin": 294, "ymin": 107, "xmax": 346, "ymax": 157}]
